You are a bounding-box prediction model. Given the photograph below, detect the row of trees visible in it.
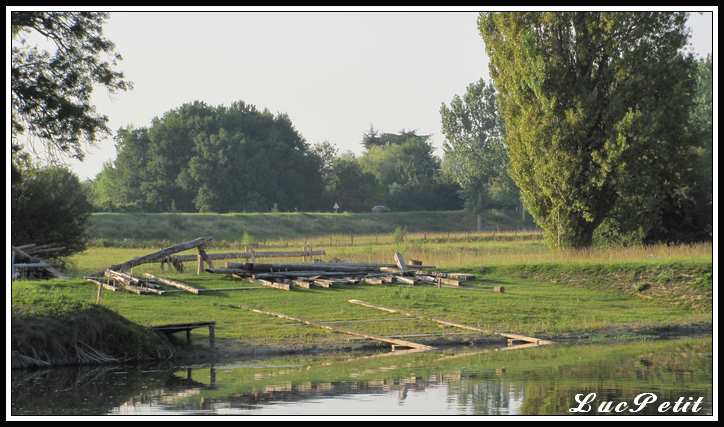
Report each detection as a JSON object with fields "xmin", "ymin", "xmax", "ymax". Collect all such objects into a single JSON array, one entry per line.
[
  {"xmin": 89, "ymin": 104, "xmax": 467, "ymax": 213},
  {"xmin": 11, "ymin": 11, "xmax": 713, "ymax": 254}
]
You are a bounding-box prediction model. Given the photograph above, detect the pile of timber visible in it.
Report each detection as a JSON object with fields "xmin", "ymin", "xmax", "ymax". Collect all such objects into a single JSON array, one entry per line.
[
  {"xmin": 88, "ymin": 270, "xmax": 202, "ymax": 296},
  {"xmin": 206, "ymin": 252, "xmax": 479, "ymax": 291},
  {"xmin": 11, "ymin": 244, "xmax": 66, "ymax": 280}
]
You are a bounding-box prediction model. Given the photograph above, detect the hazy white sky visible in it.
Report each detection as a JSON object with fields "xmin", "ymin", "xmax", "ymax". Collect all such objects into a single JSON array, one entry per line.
[{"xmin": 60, "ymin": 11, "xmax": 713, "ymax": 179}]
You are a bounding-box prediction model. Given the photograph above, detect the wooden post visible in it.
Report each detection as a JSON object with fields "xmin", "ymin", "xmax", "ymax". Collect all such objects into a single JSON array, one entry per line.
[
  {"xmin": 95, "ymin": 281, "xmax": 103, "ymax": 305},
  {"xmin": 186, "ymin": 329, "xmax": 191, "ymax": 344},
  {"xmin": 208, "ymin": 324, "xmax": 215, "ymax": 348},
  {"xmin": 197, "ymin": 254, "xmax": 204, "ymax": 275}
]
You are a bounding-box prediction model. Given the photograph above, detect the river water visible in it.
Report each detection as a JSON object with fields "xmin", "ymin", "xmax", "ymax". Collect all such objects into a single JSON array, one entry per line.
[{"xmin": 11, "ymin": 337, "xmax": 712, "ymax": 416}]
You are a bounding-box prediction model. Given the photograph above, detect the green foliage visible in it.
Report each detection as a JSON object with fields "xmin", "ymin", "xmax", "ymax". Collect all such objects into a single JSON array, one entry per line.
[
  {"xmin": 440, "ymin": 78, "xmax": 521, "ymax": 213},
  {"xmin": 392, "ymin": 225, "xmax": 408, "ymax": 244},
  {"xmin": 597, "ymin": 56, "xmax": 713, "ymax": 245},
  {"xmin": 362, "ymin": 126, "xmax": 431, "ymax": 150},
  {"xmin": 11, "ymin": 165, "xmax": 92, "ymax": 255},
  {"xmin": 324, "ymin": 153, "xmax": 379, "ymax": 212},
  {"xmin": 241, "ymin": 231, "xmax": 255, "ymax": 246},
  {"xmin": 480, "ymin": 12, "xmax": 698, "ymax": 248},
  {"xmin": 91, "ymin": 101, "xmax": 325, "ymax": 212},
  {"xmin": 359, "ymin": 131, "xmax": 463, "ymax": 211},
  {"xmin": 11, "ymin": 12, "xmax": 131, "ymax": 160}
]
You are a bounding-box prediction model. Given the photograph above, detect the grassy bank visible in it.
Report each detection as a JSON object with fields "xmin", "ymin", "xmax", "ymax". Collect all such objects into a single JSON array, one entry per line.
[
  {"xmin": 11, "ymin": 283, "xmax": 174, "ymax": 368},
  {"xmin": 87, "ymin": 210, "xmax": 533, "ymax": 245}
]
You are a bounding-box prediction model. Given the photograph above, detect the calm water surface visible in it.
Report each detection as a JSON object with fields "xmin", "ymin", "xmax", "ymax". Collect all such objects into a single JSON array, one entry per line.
[{"xmin": 11, "ymin": 337, "xmax": 712, "ymax": 416}]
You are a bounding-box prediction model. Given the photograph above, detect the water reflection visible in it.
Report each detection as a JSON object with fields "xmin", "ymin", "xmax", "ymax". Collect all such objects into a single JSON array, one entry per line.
[{"xmin": 11, "ymin": 338, "xmax": 713, "ymax": 416}]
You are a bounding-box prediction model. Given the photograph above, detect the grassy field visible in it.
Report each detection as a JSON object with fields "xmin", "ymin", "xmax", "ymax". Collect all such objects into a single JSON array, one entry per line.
[
  {"xmin": 13, "ymin": 228, "xmax": 713, "ymax": 361},
  {"xmin": 87, "ymin": 210, "xmax": 533, "ymax": 245},
  {"xmin": 13, "ymin": 241, "xmax": 712, "ymax": 354}
]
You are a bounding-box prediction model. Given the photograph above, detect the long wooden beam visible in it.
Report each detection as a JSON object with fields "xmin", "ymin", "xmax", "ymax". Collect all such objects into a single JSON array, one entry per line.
[
  {"xmin": 94, "ymin": 237, "xmax": 213, "ymax": 276},
  {"xmin": 347, "ymin": 299, "xmax": 553, "ymax": 345},
  {"xmin": 171, "ymin": 250, "xmax": 326, "ymax": 263},
  {"xmin": 143, "ymin": 273, "xmax": 200, "ymax": 294},
  {"xmin": 248, "ymin": 308, "xmax": 433, "ymax": 351}
]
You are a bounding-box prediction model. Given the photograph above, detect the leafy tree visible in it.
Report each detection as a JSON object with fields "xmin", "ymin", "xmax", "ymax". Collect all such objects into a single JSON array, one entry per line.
[
  {"xmin": 12, "ymin": 165, "xmax": 92, "ymax": 255},
  {"xmin": 440, "ymin": 78, "xmax": 522, "ymax": 220},
  {"xmin": 362, "ymin": 126, "xmax": 432, "ymax": 150},
  {"xmin": 359, "ymin": 131, "xmax": 463, "ymax": 211},
  {"xmin": 325, "ymin": 154, "xmax": 379, "ymax": 212},
  {"xmin": 479, "ymin": 12, "xmax": 697, "ymax": 248},
  {"xmin": 95, "ymin": 101, "xmax": 325, "ymax": 212},
  {"xmin": 11, "ymin": 12, "xmax": 131, "ymax": 160},
  {"xmin": 596, "ymin": 55, "xmax": 713, "ymax": 244}
]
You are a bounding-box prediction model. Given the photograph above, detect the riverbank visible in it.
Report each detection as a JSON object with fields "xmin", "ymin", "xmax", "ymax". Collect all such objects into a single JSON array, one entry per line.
[
  {"xmin": 11, "ymin": 294, "xmax": 174, "ymax": 369},
  {"xmin": 11, "ymin": 256, "xmax": 712, "ymax": 367},
  {"xmin": 11, "ymin": 337, "xmax": 713, "ymax": 415}
]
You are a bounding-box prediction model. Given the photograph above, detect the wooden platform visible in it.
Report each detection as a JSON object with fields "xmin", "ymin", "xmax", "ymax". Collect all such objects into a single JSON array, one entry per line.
[{"xmin": 151, "ymin": 321, "xmax": 216, "ymax": 347}]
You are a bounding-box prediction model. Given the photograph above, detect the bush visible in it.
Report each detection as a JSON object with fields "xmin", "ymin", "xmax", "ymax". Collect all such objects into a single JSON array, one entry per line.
[
  {"xmin": 392, "ymin": 225, "xmax": 408, "ymax": 244},
  {"xmin": 12, "ymin": 165, "xmax": 92, "ymax": 256}
]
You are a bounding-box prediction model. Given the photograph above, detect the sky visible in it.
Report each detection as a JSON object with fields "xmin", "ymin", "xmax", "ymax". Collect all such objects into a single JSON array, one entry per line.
[{"xmin": 50, "ymin": 11, "xmax": 714, "ymax": 180}]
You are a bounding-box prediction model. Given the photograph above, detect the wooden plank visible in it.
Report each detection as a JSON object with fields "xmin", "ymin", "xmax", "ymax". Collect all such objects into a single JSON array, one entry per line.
[
  {"xmin": 105, "ymin": 270, "xmax": 164, "ymax": 295},
  {"xmin": 96, "ymin": 237, "xmax": 213, "ymax": 276},
  {"xmin": 256, "ymin": 279, "xmax": 292, "ymax": 291},
  {"xmin": 172, "ymin": 250, "xmax": 326, "ymax": 262},
  {"xmin": 363, "ymin": 278, "xmax": 385, "ymax": 285},
  {"xmin": 208, "ymin": 268, "xmax": 250, "ymax": 275},
  {"xmin": 394, "ymin": 276, "xmax": 416, "ymax": 285},
  {"xmin": 11, "ymin": 246, "xmax": 65, "ymax": 279},
  {"xmin": 13, "ymin": 262, "xmax": 51, "ymax": 269},
  {"xmin": 293, "ymin": 279, "xmax": 313, "ymax": 289},
  {"xmin": 25, "ymin": 246, "xmax": 65, "ymax": 255},
  {"xmin": 416, "ymin": 275, "xmax": 460, "ymax": 288},
  {"xmin": 448, "ymin": 273, "xmax": 476, "ymax": 281},
  {"xmin": 143, "ymin": 273, "xmax": 200, "ymax": 294},
  {"xmin": 248, "ymin": 308, "xmax": 433, "ymax": 351},
  {"xmin": 499, "ymin": 333, "xmax": 554, "ymax": 345},
  {"xmin": 86, "ymin": 277, "xmax": 118, "ymax": 292},
  {"xmin": 312, "ymin": 279, "xmax": 334, "ymax": 288},
  {"xmin": 347, "ymin": 299, "xmax": 553, "ymax": 345},
  {"xmin": 348, "ymin": 299, "xmax": 493, "ymax": 334},
  {"xmin": 394, "ymin": 252, "xmax": 408, "ymax": 273}
]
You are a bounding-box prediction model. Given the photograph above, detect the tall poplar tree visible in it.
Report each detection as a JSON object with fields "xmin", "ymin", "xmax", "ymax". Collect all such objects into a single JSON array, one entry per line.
[{"xmin": 479, "ymin": 12, "xmax": 696, "ymax": 248}]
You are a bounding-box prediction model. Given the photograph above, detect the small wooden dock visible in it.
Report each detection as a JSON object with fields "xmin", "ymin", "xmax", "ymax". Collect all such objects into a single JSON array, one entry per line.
[{"xmin": 151, "ymin": 321, "xmax": 216, "ymax": 348}]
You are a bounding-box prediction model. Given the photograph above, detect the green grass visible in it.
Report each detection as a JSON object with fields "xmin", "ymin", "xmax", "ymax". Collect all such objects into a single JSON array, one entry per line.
[
  {"xmin": 87, "ymin": 209, "xmax": 532, "ymax": 245},
  {"xmin": 12, "ymin": 260, "xmax": 712, "ymax": 354},
  {"xmin": 14, "ymin": 233, "xmax": 712, "ymax": 360}
]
